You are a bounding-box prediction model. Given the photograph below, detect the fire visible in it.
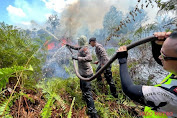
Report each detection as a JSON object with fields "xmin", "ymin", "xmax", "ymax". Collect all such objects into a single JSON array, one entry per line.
[{"xmin": 44, "ymin": 38, "xmax": 68, "ymax": 50}]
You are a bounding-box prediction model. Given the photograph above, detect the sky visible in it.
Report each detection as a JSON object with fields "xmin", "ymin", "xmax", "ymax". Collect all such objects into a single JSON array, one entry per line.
[
  {"xmin": 0, "ymin": 0, "xmax": 168, "ymax": 29},
  {"xmin": 0, "ymin": 0, "xmax": 78, "ymax": 27}
]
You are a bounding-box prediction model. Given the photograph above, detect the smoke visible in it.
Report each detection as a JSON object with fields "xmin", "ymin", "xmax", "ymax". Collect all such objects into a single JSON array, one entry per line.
[{"xmin": 59, "ymin": 0, "xmax": 137, "ymax": 38}]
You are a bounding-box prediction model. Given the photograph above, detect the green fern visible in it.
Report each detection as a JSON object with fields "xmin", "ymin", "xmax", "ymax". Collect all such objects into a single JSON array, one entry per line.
[
  {"xmin": 67, "ymin": 97, "xmax": 75, "ymax": 118},
  {"xmin": 41, "ymin": 94, "xmax": 55, "ymax": 118},
  {"xmin": 0, "ymin": 65, "xmax": 33, "ymax": 91},
  {"xmin": 19, "ymin": 91, "xmax": 35, "ymax": 103},
  {"xmin": 0, "ymin": 95, "xmax": 17, "ymax": 118},
  {"xmin": 95, "ymin": 101, "xmax": 110, "ymax": 118},
  {"xmin": 37, "ymin": 78, "xmax": 67, "ymax": 109},
  {"xmin": 53, "ymin": 93, "xmax": 66, "ymax": 111}
]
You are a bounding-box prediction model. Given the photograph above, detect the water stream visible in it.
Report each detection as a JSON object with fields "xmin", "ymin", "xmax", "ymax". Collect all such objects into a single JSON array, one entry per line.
[{"xmin": 42, "ymin": 45, "xmax": 72, "ymax": 79}]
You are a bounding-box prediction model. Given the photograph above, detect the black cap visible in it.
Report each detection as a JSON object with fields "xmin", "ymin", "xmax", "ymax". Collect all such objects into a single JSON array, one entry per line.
[{"xmin": 89, "ymin": 37, "xmax": 96, "ymax": 44}]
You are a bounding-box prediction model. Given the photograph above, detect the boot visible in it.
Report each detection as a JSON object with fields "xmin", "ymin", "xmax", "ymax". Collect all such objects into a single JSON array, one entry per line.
[{"xmin": 90, "ymin": 113, "xmax": 98, "ymax": 118}]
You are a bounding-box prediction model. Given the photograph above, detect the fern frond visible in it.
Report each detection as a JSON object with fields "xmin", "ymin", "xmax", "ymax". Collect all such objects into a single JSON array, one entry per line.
[
  {"xmin": 41, "ymin": 94, "xmax": 55, "ymax": 118},
  {"xmin": 67, "ymin": 97, "xmax": 75, "ymax": 118},
  {"xmin": 19, "ymin": 92, "xmax": 35, "ymax": 103},
  {"xmin": 0, "ymin": 96, "xmax": 16, "ymax": 118},
  {"xmin": 53, "ymin": 93, "xmax": 66, "ymax": 111},
  {"xmin": 0, "ymin": 65, "xmax": 33, "ymax": 91}
]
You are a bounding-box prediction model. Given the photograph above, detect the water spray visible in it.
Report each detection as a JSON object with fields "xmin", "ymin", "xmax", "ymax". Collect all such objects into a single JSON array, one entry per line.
[
  {"xmin": 31, "ymin": 22, "xmax": 72, "ymax": 78},
  {"xmin": 31, "ymin": 21, "xmax": 66, "ymax": 46},
  {"xmin": 68, "ymin": 36, "xmax": 158, "ymax": 81}
]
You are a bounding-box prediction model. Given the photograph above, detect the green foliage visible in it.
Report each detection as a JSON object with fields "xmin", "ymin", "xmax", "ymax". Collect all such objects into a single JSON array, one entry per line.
[
  {"xmin": 0, "ymin": 22, "xmax": 46, "ymax": 118},
  {"xmin": 23, "ymin": 77, "xmax": 37, "ymax": 92},
  {"xmin": 0, "ymin": 100, "xmax": 13, "ymax": 118},
  {"xmin": 39, "ymin": 79, "xmax": 68, "ymax": 118},
  {"xmin": 95, "ymin": 100, "xmax": 110, "ymax": 118},
  {"xmin": 157, "ymin": 0, "xmax": 177, "ymax": 13},
  {"xmin": 0, "ymin": 22, "xmax": 46, "ymax": 78},
  {"xmin": 67, "ymin": 97, "xmax": 75, "ymax": 118},
  {"xmin": 103, "ymin": 6, "xmax": 123, "ymax": 35},
  {"xmin": 38, "ymin": 79, "xmax": 73, "ymax": 118},
  {"xmin": 41, "ymin": 94, "xmax": 55, "ymax": 118},
  {"xmin": 64, "ymin": 60, "xmax": 75, "ymax": 77},
  {"xmin": 53, "ymin": 93, "xmax": 66, "ymax": 111},
  {"xmin": 0, "ymin": 95, "xmax": 17, "ymax": 118},
  {"xmin": 134, "ymin": 23, "xmax": 157, "ymax": 38},
  {"xmin": 19, "ymin": 91, "xmax": 35, "ymax": 103},
  {"xmin": 38, "ymin": 77, "xmax": 84, "ymax": 109},
  {"xmin": 106, "ymin": 48, "xmax": 116, "ymax": 57},
  {"xmin": 118, "ymin": 38, "xmax": 132, "ymax": 46},
  {"xmin": 0, "ymin": 65, "xmax": 33, "ymax": 91}
]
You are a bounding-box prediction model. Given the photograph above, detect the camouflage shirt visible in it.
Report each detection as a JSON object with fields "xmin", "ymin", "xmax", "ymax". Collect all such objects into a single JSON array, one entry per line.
[
  {"xmin": 77, "ymin": 46, "xmax": 93, "ymax": 76},
  {"xmin": 95, "ymin": 43, "xmax": 109, "ymax": 65},
  {"xmin": 65, "ymin": 45, "xmax": 93, "ymax": 76}
]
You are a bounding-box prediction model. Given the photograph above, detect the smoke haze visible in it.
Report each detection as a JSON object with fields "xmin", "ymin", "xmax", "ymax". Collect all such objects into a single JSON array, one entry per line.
[{"xmin": 59, "ymin": 0, "xmax": 137, "ymax": 37}]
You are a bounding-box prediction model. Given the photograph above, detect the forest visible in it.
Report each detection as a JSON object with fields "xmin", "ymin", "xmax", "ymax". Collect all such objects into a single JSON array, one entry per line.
[{"xmin": 0, "ymin": 0, "xmax": 177, "ymax": 117}]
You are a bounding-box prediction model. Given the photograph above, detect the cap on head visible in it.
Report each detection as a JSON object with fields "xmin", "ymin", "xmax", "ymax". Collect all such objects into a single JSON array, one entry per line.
[
  {"xmin": 89, "ymin": 37, "xmax": 96, "ymax": 44},
  {"xmin": 78, "ymin": 35, "xmax": 87, "ymax": 46}
]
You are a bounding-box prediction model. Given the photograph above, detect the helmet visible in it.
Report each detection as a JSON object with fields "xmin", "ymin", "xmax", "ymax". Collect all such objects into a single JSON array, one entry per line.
[{"xmin": 78, "ymin": 35, "xmax": 88, "ymax": 46}]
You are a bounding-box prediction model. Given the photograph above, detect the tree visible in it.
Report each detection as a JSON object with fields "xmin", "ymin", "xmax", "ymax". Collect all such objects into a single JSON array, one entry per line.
[
  {"xmin": 158, "ymin": 0, "xmax": 177, "ymax": 27},
  {"xmin": 103, "ymin": 6, "xmax": 123, "ymax": 36},
  {"xmin": 47, "ymin": 14, "xmax": 60, "ymax": 33},
  {"xmin": 158, "ymin": 0, "xmax": 177, "ymax": 15},
  {"xmin": 126, "ymin": 9, "xmax": 147, "ymax": 32}
]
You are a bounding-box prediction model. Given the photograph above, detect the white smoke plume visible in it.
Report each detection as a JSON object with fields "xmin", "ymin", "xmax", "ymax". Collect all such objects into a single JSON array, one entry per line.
[{"xmin": 59, "ymin": 0, "xmax": 137, "ymax": 38}]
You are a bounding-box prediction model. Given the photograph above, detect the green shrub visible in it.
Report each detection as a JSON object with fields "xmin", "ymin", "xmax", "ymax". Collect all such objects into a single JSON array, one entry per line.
[{"xmin": 0, "ymin": 22, "xmax": 46, "ymax": 78}]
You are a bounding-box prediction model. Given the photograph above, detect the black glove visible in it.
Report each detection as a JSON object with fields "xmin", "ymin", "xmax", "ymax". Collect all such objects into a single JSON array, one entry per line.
[
  {"xmin": 117, "ymin": 51, "xmax": 128, "ymax": 59},
  {"xmin": 117, "ymin": 51, "xmax": 128, "ymax": 64},
  {"xmin": 72, "ymin": 55, "xmax": 78, "ymax": 60}
]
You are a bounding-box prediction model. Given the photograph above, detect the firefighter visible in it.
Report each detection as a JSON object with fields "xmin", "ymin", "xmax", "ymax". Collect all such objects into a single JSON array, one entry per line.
[
  {"xmin": 89, "ymin": 37, "xmax": 118, "ymax": 98},
  {"xmin": 117, "ymin": 31, "xmax": 177, "ymax": 118},
  {"xmin": 66, "ymin": 35, "xmax": 98, "ymax": 118}
]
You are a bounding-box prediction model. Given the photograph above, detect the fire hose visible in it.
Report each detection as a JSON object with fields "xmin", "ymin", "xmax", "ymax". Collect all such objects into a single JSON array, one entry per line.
[{"xmin": 67, "ymin": 36, "xmax": 157, "ymax": 81}]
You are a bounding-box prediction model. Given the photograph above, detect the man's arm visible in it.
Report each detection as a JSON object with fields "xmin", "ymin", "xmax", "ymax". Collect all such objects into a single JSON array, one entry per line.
[
  {"xmin": 78, "ymin": 48, "xmax": 92, "ymax": 62},
  {"xmin": 117, "ymin": 47, "xmax": 145, "ymax": 105},
  {"xmin": 78, "ymin": 55, "xmax": 92, "ymax": 62},
  {"xmin": 66, "ymin": 44, "xmax": 81, "ymax": 50},
  {"xmin": 119, "ymin": 57, "xmax": 177, "ymax": 111}
]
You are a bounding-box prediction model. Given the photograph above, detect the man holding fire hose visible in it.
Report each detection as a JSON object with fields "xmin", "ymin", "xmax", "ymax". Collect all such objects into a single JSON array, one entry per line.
[
  {"xmin": 117, "ymin": 31, "xmax": 177, "ymax": 118},
  {"xmin": 89, "ymin": 37, "xmax": 118, "ymax": 98},
  {"xmin": 66, "ymin": 35, "xmax": 98, "ymax": 118}
]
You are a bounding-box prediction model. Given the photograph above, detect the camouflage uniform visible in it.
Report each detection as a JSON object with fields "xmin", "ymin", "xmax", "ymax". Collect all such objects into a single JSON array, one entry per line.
[
  {"xmin": 95, "ymin": 43, "xmax": 118, "ymax": 98},
  {"xmin": 68, "ymin": 36, "xmax": 97, "ymax": 118},
  {"xmin": 77, "ymin": 46, "xmax": 93, "ymax": 76}
]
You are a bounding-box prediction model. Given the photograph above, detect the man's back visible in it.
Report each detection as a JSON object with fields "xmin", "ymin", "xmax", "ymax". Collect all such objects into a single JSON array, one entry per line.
[
  {"xmin": 89, "ymin": 38, "xmax": 118, "ymax": 98},
  {"xmin": 95, "ymin": 43, "xmax": 109, "ymax": 66}
]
